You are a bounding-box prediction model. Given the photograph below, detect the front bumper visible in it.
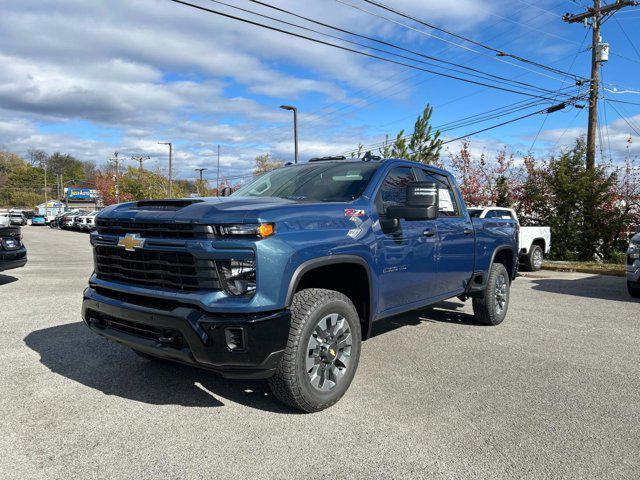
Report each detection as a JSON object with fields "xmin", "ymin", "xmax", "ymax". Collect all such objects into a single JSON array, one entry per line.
[
  {"xmin": 0, "ymin": 247, "xmax": 27, "ymax": 272},
  {"xmin": 82, "ymin": 286, "xmax": 291, "ymax": 379}
]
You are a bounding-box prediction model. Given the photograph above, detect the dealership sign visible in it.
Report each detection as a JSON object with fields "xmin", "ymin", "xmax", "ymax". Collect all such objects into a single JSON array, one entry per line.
[{"xmin": 64, "ymin": 188, "xmax": 98, "ymax": 200}]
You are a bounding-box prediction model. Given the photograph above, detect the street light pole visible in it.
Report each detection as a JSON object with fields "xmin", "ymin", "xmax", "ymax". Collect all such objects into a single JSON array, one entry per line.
[
  {"xmin": 195, "ymin": 168, "xmax": 207, "ymax": 196},
  {"xmin": 280, "ymin": 105, "xmax": 298, "ymax": 164},
  {"xmin": 158, "ymin": 142, "xmax": 173, "ymax": 197},
  {"xmin": 216, "ymin": 144, "xmax": 221, "ymax": 196}
]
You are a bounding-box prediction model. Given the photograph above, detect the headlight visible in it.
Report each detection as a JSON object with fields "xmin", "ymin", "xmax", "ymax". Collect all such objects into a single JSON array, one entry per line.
[
  {"xmin": 629, "ymin": 243, "xmax": 640, "ymax": 259},
  {"xmin": 218, "ymin": 257, "xmax": 256, "ymax": 296},
  {"xmin": 1, "ymin": 237, "xmax": 21, "ymax": 250},
  {"xmin": 217, "ymin": 223, "xmax": 274, "ymax": 239}
]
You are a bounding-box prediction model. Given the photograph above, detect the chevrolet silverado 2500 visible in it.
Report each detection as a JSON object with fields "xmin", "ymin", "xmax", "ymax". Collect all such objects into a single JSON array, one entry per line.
[{"xmin": 82, "ymin": 158, "xmax": 518, "ymax": 412}]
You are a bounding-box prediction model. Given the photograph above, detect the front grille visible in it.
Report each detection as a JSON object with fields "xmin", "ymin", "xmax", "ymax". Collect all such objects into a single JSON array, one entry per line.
[
  {"xmin": 94, "ymin": 245, "xmax": 221, "ymax": 291},
  {"xmin": 96, "ymin": 219, "xmax": 214, "ymax": 239},
  {"xmin": 630, "ymin": 254, "xmax": 637, "ymax": 266},
  {"xmin": 92, "ymin": 286, "xmax": 180, "ymax": 311}
]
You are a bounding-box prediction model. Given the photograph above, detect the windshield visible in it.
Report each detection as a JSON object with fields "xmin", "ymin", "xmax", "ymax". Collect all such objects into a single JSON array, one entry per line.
[{"xmin": 232, "ymin": 163, "xmax": 380, "ymax": 202}]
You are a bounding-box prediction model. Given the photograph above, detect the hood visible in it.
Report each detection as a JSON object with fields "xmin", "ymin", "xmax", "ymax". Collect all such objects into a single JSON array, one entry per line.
[{"xmin": 98, "ymin": 196, "xmax": 336, "ymax": 224}]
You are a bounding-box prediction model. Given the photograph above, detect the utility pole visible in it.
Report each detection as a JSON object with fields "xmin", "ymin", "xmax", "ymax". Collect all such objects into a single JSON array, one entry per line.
[
  {"xmin": 111, "ymin": 152, "xmax": 120, "ymax": 204},
  {"xmin": 195, "ymin": 168, "xmax": 207, "ymax": 196},
  {"xmin": 158, "ymin": 142, "xmax": 173, "ymax": 197},
  {"xmin": 43, "ymin": 163, "xmax": 48, "ymax": 217},
  {"xmin": 216, "ymin": 144, "xmax": 221, "ymax": 196},
  {"xmin": 563, "ymin": 0, "xmax": 639, "ymax": 170},
  {"xmin": 132, "ymin": 155, "xmax": 149, "ymax": 170}
]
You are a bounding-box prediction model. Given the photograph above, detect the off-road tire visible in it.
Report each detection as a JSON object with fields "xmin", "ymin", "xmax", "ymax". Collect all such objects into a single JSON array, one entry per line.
[
  {"xmin": 268, "ymin": 288, "xmax": 362, "ymax": 413},
  {"xmin": 473, "ymin": 262, "xmax": 510, "ymax": 326},
  {"xmin": 628, "ymin": 281, "xmax": 640, "ymax": 299},
  {"xmin": 523, "ymin": 245, "xmax": 543, "ymax": 271}
]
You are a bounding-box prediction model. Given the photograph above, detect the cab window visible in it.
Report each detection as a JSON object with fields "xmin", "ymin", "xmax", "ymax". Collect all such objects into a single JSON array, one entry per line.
[
  {"xmin": 375, "ymin": 167, "xmax": 415, "ymax": 217},
  {"xmin": 414, "ymin": 169, "xmax": 461, "ymax": 217}
]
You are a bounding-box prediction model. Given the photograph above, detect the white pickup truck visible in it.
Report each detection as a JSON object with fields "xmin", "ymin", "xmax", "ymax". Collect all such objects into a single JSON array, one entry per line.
[{"xmin": 468, "ymin": 207, "xmax": 551, "ymax": 271}]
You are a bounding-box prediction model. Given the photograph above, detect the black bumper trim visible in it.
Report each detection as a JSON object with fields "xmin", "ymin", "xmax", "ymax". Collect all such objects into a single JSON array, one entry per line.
[
  {"xmin": 82, "ymin": 287, "xmax": 291, "ymax": 379},
  {"xmin": 0, "ymin": 251, "xmax": 27, "ymax": 272}
]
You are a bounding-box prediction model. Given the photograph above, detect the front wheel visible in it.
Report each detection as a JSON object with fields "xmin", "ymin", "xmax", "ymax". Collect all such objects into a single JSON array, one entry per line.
[
  {"xmin": 268, "ymin": 288, "xmax": 362, "ymax": 413},
  {"xmin": 628, "ymin": 281, "xmax": 640, "ymax": 299},
  {"xmin": 473, "ymin": 263, "xmax": 511, "ymax": 326}
]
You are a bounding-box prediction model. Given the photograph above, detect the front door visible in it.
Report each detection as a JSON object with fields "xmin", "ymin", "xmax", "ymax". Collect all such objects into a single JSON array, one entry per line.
[{"xmin": 373, "ymin": 166, "xmax": 438, "ymax": 312}]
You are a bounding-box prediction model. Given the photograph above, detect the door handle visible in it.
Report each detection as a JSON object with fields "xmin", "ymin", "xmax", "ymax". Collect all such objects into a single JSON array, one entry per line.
[
  {"xmin": 463, "ymin": 228, "xmax": 473, "ymax": 235},
  {"xmin": 423, "ymin": 228, "xmax": 436, "ymax": 237}
]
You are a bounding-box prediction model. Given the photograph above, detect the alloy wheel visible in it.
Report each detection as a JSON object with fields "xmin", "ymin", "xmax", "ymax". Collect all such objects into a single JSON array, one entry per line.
[
  {"xmin": 494, "ymin": 274, "xmax": 508, "ymax": 315},
  {"xmin": 306, "ymin": 313, "xmax": 352, "ymax": 391}
]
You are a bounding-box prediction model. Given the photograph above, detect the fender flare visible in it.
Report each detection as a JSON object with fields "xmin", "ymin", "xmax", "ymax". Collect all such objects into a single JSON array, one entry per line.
[
  {"xmin": 490, "ymin": 245, "xmax": 518, "ymax": 279},
  {"xmin": 285, "ymin": 254, "xmax": 375, "ymax": 334}
]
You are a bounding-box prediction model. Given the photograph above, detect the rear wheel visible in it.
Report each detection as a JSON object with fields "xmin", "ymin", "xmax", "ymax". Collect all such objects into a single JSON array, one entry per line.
[
  {"xmin": 473, "ymin": 263, "xmax": 510, "ymax": 326},
  {"xmin": 268, "ymin": 288, "xmax": 362, "ymax": 413},
  {"xmin": 524, "ymin": 245, "xmax": 543, "ymax": 271},
  {"xmin": 628, "ymin": 281, "xmax": 640, "ymax": 299}
]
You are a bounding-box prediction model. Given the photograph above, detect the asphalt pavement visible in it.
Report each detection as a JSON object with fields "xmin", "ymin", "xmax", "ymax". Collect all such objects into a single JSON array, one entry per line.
[{"xmin": 1, "ymin": 226, "xmax": 639, "ymax": 479}]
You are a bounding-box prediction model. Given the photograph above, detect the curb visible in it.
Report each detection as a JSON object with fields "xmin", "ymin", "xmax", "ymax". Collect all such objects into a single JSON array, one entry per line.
[{"xmin": 541, "ymin": 264, "xmax": 626, "ymax": 277}]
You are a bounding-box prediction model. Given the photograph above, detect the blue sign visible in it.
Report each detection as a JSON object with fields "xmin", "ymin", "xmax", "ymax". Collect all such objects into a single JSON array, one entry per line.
[{"xmin": 65, "ymin": 188, "xmax": 97, "ymax": 200}]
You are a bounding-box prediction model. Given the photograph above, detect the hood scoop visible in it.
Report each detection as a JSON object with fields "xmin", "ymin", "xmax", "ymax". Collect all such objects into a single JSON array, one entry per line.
[{"xmin": 133, "ymin": 199, "xmax": 204, "ymax": 211}]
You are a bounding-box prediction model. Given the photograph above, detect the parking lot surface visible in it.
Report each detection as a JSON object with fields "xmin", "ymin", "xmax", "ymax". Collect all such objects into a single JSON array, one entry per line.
[{"xmin": 1, "ymin": 226, "xmax": 639, "ymax": 479}]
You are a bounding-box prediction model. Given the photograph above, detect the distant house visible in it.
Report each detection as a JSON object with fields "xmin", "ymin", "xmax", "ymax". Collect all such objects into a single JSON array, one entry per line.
[{"xmin": 35, "ymin": 201, "xmax": 66, "ymax": 216}]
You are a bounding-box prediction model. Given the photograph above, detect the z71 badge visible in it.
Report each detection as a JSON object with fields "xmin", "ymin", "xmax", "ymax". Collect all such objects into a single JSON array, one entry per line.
[{"xmin": 344, "ymin": 209, "xmax": 365, "ymax": 217}]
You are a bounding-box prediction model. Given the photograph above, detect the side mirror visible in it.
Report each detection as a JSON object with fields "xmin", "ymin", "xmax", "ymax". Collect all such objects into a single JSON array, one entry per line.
[
  {"xmin": 387, "ymin": 182, "xmax": 438, "ymax": 221},
  {"xmin": 220, "ymin": 186, "xmax": 232, "ymax": 197}
]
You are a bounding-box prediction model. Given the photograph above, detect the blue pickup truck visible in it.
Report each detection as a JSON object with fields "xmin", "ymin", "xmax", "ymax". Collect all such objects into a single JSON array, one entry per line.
[{"xmin": 82, "ymin": 157, "xmax": 518, "ymax": 412}]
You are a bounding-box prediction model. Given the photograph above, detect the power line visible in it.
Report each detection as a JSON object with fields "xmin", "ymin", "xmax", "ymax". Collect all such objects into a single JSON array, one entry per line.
[
  {"xmin": 168, "ymin": 0, "xmax": 584, "ymax": 101},
  {"xmin": 337, "ymin": 92, "xmax": 586, "ymax": 156},
  {"xmin": 204, "ymin": 0, "xmax": 567, "ymax": 99},
  {"xmin": 351, "ymin": 0, "xmax": 586, "ymax": 81},
  {"xmin": 613, "ymin": 15, "xmax": 640, "ymax": 60},
  {"xmin": 239, "ymin": 0, "xmax": 570, "ymax": 98}
]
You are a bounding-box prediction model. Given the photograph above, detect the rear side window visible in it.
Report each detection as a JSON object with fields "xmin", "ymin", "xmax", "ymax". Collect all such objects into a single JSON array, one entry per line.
[
  {"xmin": 376, "ymin": 167, "xmax": 415, "ymax": 216},
  {"xmin": 415, "ymin": 169, "xmax": 461, "ymax": 217}
]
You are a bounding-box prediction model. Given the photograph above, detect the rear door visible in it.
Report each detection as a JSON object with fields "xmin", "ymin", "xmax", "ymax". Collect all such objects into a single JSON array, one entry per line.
[
  {"xmin": 415, "ymin": 169, "xmax": 474, "ymax": 296},
  {"xmin": 373, "ymin": 166, "xmax": 438, "ymax": 311}
]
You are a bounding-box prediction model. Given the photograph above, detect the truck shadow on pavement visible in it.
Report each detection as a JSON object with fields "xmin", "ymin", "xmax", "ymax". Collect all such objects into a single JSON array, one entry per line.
[
  {"xmin": 24, "ymin": 321, "xmax": 298, "ymax": 414},
  {"xmin": 0, "ymin": 274, "xmax": 18, "ymax": 286},
  {"xmin": 527, "ymin": 274, "xmax": 638, "ymax": 302},
  {"xmin": 370, "ymin": 301, "xmax": 482, "ymax": 337},
  {"xmin": 24, "ymin": 303, "xmax": 480, "ymax": 413}
]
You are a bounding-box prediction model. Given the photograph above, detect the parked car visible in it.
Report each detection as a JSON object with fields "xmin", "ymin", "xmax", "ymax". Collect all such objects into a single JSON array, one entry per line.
[
  {"xmin": 9, "ymin": 211, "xmax": 27, "ymax": 226},
  {"xmin": 627, "ymin": 231, "xmax": 640, "ymax": 298},
  {"xmin": 72, "ymin": 211, "xmax": 90, "ymax": 230},
  {"xmin": 468, "ymin": 207, "xmax": 551, "ymax": 271},
  {"xmin": 82, "ymin": 157, "xmax": 519, "ymax": 412},
  {"xmin": 0, "ymin": 218, "xmax": 27, "ymax": 272},
  {"xmin": 31, "ymin": 214, "xmax": 47, "ymax": 226},
  {"xmin": 78, "ymin": 211, "xmax": 100, "ymax": 231},
  {"xmin": 61, "ymin": 211, "xmax": 83, "ymax": 230}
]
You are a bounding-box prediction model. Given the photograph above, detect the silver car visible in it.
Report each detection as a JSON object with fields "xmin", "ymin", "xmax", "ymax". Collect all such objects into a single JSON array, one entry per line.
[{"xmin": 627, "ymin": 232, "xmax": 640, "ymax": 298}]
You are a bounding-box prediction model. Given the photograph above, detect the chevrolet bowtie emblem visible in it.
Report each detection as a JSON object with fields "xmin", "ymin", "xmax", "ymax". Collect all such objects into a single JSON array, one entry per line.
[{"xmin": 117, "ymin": 233, "xmax": 145, "ymax": 252}]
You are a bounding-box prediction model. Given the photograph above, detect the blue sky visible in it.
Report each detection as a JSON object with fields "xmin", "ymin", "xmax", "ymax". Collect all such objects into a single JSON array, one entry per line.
[{"xmin": 1, "ymin": 0, "xmax": 640, "ymax": 184}]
